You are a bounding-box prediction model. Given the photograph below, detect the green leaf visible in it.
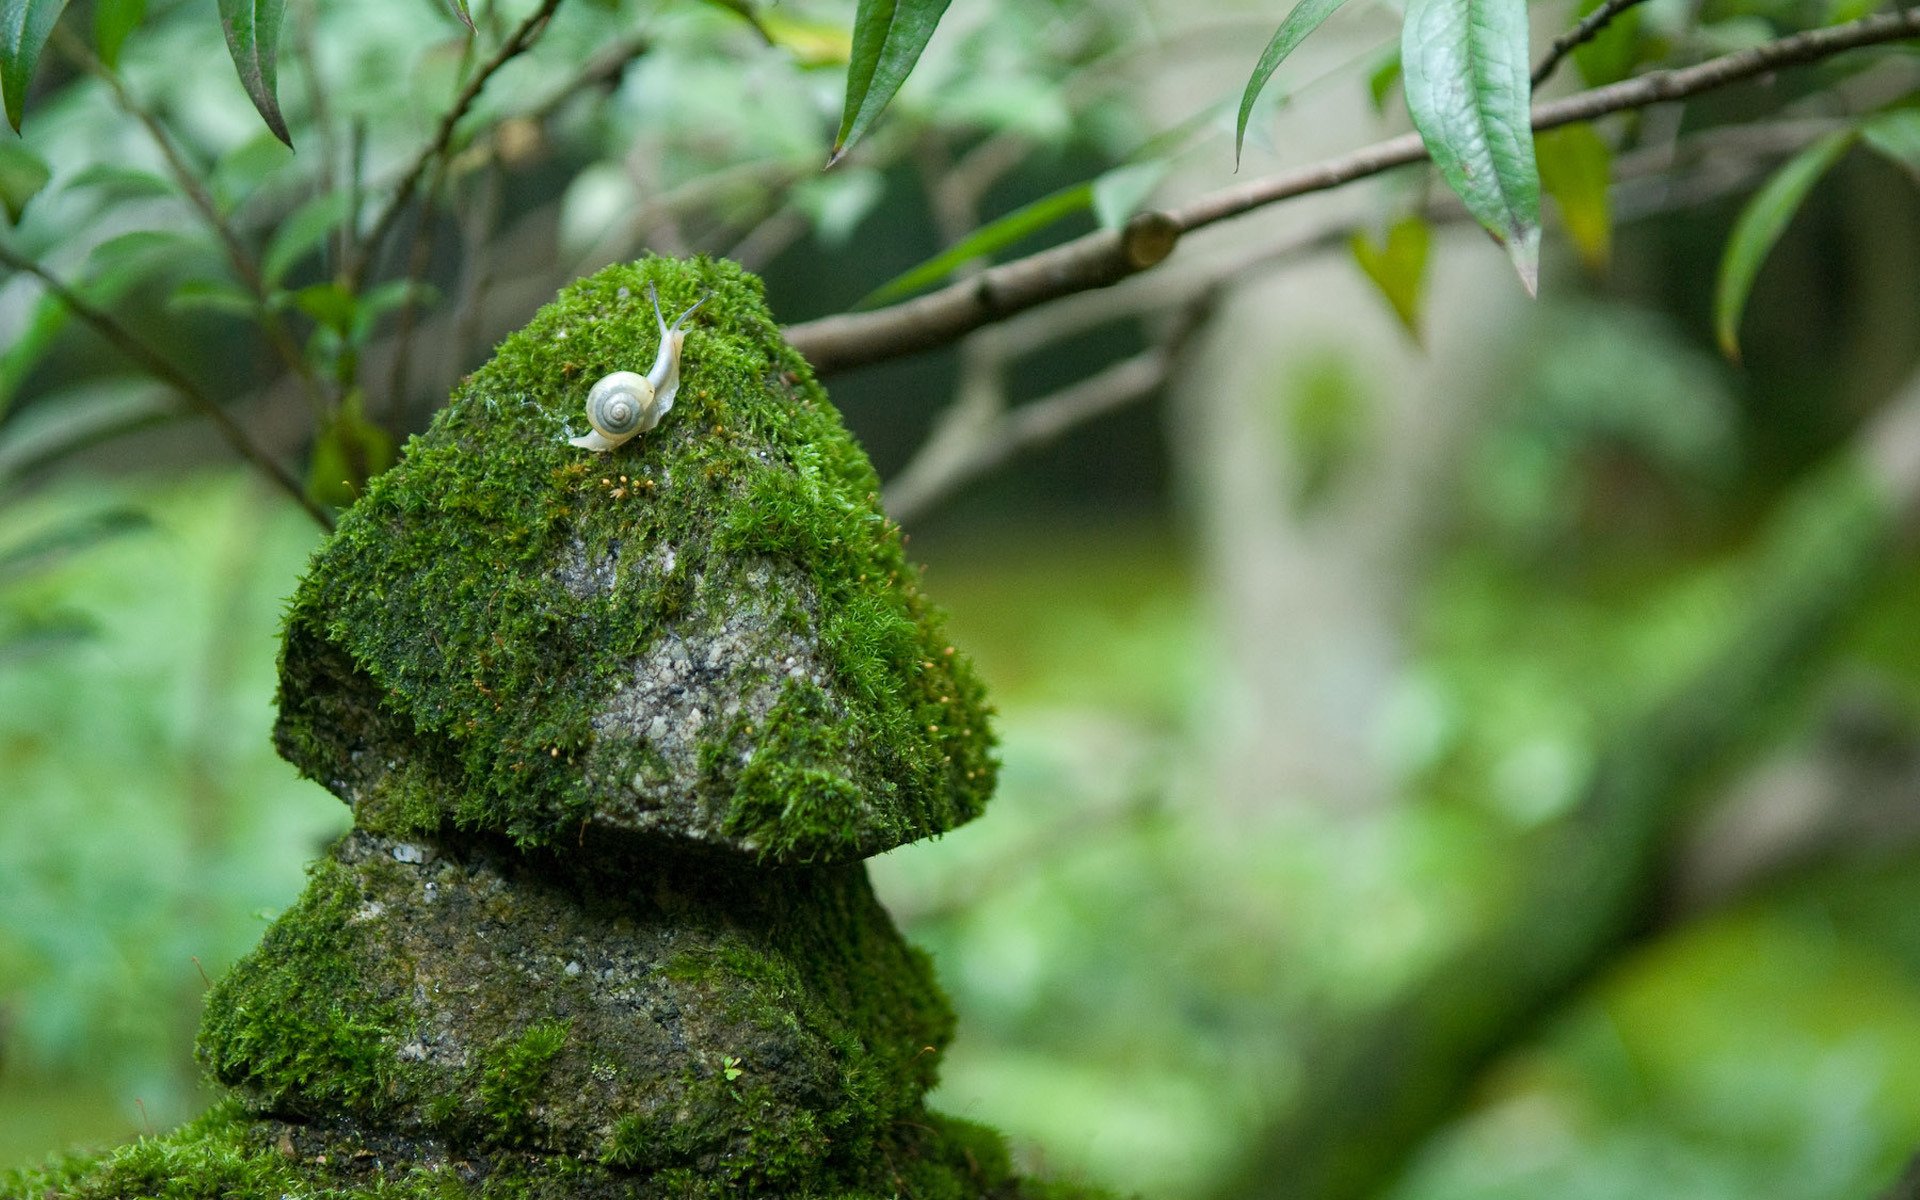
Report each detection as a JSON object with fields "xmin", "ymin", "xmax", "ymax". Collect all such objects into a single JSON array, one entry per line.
[
  {"xmin": 1349, "ymin": 215, "xmax": 1431, "ymax": 340},
  {"xmin": 0, "ymin": 0, "xmax": 71, "ymax": 132},
  {"xmin": 168, "ymin": 276, "xmax": 258, "ymax": 319},
  {"xmin": 1402, "ymin": 0, "xmax": 1542, "ymax": 293},
  {"xmin": 305, "ymin": 390, "xmax": 393, "ymax": 508},
  {"xmin": 263, "ymin": 191, "xmax": 348, "ymax": 286},
  {"xmin": 217, "ymin": 0, "xmax": 291, "ymax": 146},
  {"xmin": 0, "ymin": 381, "xmax": 172, "ymax": 485},
  {"xmin": 831, "ymin": 0, "xmax": 950, "ymax": 165},
  {"xmin": 1367, "ymin": 49, "xmax": 1402, "ymax": 114},
  {"xmin": 0, "ymin": 137, "xmax": 47, "ymax": 222},
  {"xmin": 84, "ymin": 227, "xmax": 211, "ymax": 278},
  {"xmin": 350, "ymin": 279, "xmax": 437, "ymax": 344},
  {"xmin": 1570, "ymin": 0, "xmax": 1645, "ymax": 86},
  {"xmin": 208, "ymin": 130, "xmax": 292, "ymax": 213},
  {"xmin": 1536, "ymin": 123, "xmax": 1612, "ymax": 273},
  {"xmin": 442, "ymin": 0, "xmax": 473, "ymax": 31},
  {"xmin": 1713, "ymin": 129, "xmax": 1855, "ymax": 360},
  {"xmin": 0, "ymin": 506, "xmax": 149, "ymax": 584},
  {"xmin": 1862, "ymin": 109, "xmax": 1920, "ymax": 179},
  {"xmin": 63, "ymin": 162, "xmax": 173, "ymax": 202},
  {"xmin": 93, "ymin": 0, "xmax": 144, "ymax": 68},
  {"xmin": 1236, "ymin": 0, "xmax": 1352, "ymax": 167},
  {"xmin": 857, "ymin": 180, "xmax": 1094, "ymax": 308},
  {"xmin": 289, "ymin": 280, "xmax": 356, "ymax": 334}
]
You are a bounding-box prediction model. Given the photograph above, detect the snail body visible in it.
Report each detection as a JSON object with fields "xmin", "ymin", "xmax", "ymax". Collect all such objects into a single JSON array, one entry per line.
[{"xmin": 569, "ymin": 284, "xmax": 708, "ymax": 452}]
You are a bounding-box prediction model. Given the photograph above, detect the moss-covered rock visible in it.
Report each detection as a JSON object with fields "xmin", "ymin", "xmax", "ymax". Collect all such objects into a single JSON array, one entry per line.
[
  {"xmin": 197, "ymin": 831, "xmax": 952, "ymax": 1174},
  {"xmin": 277, "ymin": 257, "xmax": 995, "ymax": 862},
  {"xmin": 5, "ymin": 257, "xmax": 1117, "ymax": 1200}
]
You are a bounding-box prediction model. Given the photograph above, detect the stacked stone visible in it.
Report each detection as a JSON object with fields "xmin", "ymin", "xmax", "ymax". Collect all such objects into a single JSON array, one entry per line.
[{"xmin": 12, "ymin": 259, "xmax": 1100, "ymax": 1200}]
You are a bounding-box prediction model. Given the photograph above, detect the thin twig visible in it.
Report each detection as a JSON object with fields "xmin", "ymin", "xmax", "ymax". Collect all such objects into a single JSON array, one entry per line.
[
  {"xmin": 1532, "ymin": 0, "xmax": 1655, "ymax": 87},
  {"xmin": 349, "ymin": 0, "xmax": 565, "ymax": 290},
  {"xmin": 884, "ymin": 300, "xmax": 1216, "ymax": 522},
  {"xmin": 56, "ymin": 30, "xmax": 331, "ymax": 415},
  {"xmin": 785, "ymin": 6, "xmax": 1920, "ymax": 375},
  {"xmin": 384, "ymin": 156, "xmax": 450, "ymax": 425},
  {"xmin": 885, "ymin": 115, "xmax": 1845, "ymax": 523},
  {"xmin": 0, "ymin": 247, "xmax": 332, "ymax": 531}
]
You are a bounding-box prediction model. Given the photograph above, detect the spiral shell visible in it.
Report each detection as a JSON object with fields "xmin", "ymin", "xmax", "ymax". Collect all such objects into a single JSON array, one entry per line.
[{"xmin": 571, "ymin": 372, "xmax": 656, "ymax": 451}]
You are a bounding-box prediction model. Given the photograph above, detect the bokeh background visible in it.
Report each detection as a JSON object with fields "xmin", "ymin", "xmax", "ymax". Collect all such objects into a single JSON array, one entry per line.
[{"xmin": 5, "ymin": 0, "xmax": 1920, "ymax": 1197}]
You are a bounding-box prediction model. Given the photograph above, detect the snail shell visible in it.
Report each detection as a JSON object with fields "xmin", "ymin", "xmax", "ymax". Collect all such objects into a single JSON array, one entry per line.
[
  {"xmin": 571, "ymin": 372, "xmax": 657, "ymax": 451},
  {"xmin": 568, "ymin": 282, "xmax": 709, "ymax": 453}
]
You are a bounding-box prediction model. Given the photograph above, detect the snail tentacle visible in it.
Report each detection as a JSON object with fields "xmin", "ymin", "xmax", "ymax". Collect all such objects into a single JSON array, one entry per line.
[{"xmin": 567, "ymin": 282, "xmax": 710, "ymax": 453}]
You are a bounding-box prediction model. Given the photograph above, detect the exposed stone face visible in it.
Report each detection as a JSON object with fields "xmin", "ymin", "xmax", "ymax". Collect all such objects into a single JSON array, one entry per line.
[
  {"xmin": 2, "ymin": 258, "xmax": 1113, "ymax": 1200},
  {"xmin": 273, "ymin": 257, "xmax": 996, "ymax": 862}
]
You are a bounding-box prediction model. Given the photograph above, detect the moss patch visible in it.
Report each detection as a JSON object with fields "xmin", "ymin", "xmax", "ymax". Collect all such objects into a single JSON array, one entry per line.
[{"xmin": 274, "ymin": 256, "xmax": 994, "ymax": 861}]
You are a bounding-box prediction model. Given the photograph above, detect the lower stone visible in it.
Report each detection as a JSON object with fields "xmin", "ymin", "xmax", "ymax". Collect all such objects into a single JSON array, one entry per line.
[
  {"xmin": 197, "ymin": 830, "xmax": 953, "ymax": 1184},
  {"xmin": 7, "ymin": 1101, "xmax": 1111, "ymax": 1200}
]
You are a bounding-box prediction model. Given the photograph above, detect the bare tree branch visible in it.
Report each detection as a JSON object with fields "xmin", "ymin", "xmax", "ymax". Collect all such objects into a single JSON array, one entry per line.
[
  {"xmin": 349, "ymin": 0, "xmax": 565, "ymax": 291},
  {"xmin": 786, "ymin": 7, "xmax": 1920, "ymax": 375},
  {"xmin": 0, "ymin": 247, "xmax": 333, "ymax": 532}
]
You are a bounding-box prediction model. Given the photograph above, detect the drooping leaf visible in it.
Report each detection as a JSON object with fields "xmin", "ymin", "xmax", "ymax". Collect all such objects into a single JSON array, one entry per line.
[
  {"xmin": 1402, "ymin": 0, "xmax": 1542, "ymax": 293},
  {"xmin": 1349, "ymin": 215, "xmax": 1431, "ymax": 340},
  {"xmin": 305, "ymin": 390, "xmax": 393, "ymax": 508},
  {"xmin": 217, "ymin": 0, "xmax": 291, "ymax": 146},
  {"xmin": 0, "ymin": 137, "xmax": 48, "ymax": 222},
  {"xmin": 92, "ymin": 0, "xmax": 144, "ymax": 68},
  {"xmin": 857, "ymin": 180, "xmax": 1094, "ymax": 308},
  {"xmin": 1236, "ymin": 0, "xmax": 1352, "ymax": 166},
  {"xmin": 1713, "ymin": 129, "xmax": 1855, "ymax": 360},
  {"xmin": 831, "ymin": 0, "xmax": 951, "ymax": 165},
  {"xmin": 0, "ymin": 0, "xmax": 71, "ymax": 132},
  {"xmin": 263, "ymin": 191, "xmax": 349, "ymax": 286},
  {"xmin": 1092, "ymin": 160, "xmax": 1169, "ymax": 229},
  {"xmin": 1536, "ymin": 123, "xmax": 1612, "ymax": 273},
  {"xmin": 1862, "ymin": 109, "xmax": 1920, "ymax": 180},
  {"xmin": 442, "ymin": 0, "xmax": 473, "ymax": 31}
]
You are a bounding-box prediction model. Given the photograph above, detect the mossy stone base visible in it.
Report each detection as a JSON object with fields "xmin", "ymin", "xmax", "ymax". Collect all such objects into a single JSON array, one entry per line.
[
  {"xmin": 3, "ymin": 1101, "xmax": 1119, "ymax": 1200},
  {"xmin": 197, "ymin": 832, "xmax": 951, "ymax": 1178}
]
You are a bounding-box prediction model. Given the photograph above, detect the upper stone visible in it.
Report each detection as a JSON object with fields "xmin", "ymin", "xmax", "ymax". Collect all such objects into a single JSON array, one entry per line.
[{"xmin": 275, "ymin": 257, "xmax": 995, "ymax": 862}]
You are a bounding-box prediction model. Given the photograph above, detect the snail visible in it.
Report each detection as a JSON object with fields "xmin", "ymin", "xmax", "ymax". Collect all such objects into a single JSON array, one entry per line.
[{"xmin": 568, "ymin": 283, "xmax": 709, "ymax": 452}]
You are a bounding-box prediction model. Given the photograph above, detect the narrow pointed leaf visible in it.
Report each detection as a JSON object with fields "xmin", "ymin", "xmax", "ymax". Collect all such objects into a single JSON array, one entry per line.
[
  {"xmin": 93, "ymin": 0, "xmax": 144, "ymax": 68},
  {"xmin": 217, "ymin": 0, "xmax": 291, "ymax": 146},
  {"xmin": 0, "ymin": 0, "xmax": 71, "ymax": 131},
  {"xmin": 856, "ymin": 181, "xmax": 1093, "ymax": 308},
  {"xmin": 263, "ymin": 190, "xmax": 349, "ymax": 286},
  {"xmin": 1236, "ymin": 0, "xmax": 1352, "ymax": 166},
  {"xmin": 1349, "ymin": 215, "xmax": 1431, "ymax": 340},
  {"xmin": 1536, "ymin": 123, "xmax": 1612, "ymax": 273},
  {"xmin": 1401, "ymin": 0, "xmax": 1541, "ymax": 293},
  {"xmin": 1713, "ymin": 129, "xmax": 1855, "ymax": 360},
  {"xmin": 443, "ymin": 0, "xmax": 474, "ymax": 31},
  {"xmin": 831, "ymin": 0, "xmax": 950, "ymax": 165},
  {"xmin": 0, "ymin": 138, "xmax": 48, "ymax": 221}
]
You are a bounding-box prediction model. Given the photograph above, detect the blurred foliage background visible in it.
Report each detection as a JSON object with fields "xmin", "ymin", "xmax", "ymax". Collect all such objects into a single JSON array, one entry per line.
[{"xmin": 4, "ymin": 0, "xmax": 1920, "ymax": 1198}]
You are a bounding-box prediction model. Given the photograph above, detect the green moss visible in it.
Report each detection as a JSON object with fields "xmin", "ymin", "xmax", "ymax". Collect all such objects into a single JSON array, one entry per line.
[
  {"xmin": 274, "ymin": 256, "xmax": 995, "ymax": 861},
  {"xmin": 1, "ymin": 1104, "xmax": 1111, "ymax": 1200},
  {"xmin": 480, "ymin": 1020, "xmax": 571, "ymax": 1146},
  {"xmin": 196, "ymin": 854, "xmax": 416, "ymax": 1117}
]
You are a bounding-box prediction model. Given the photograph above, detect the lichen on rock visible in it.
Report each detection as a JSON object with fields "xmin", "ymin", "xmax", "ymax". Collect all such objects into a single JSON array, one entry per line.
[{"xmin": 3, "ymin": 257, "xmax": 1116, "ymax": 1200}]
